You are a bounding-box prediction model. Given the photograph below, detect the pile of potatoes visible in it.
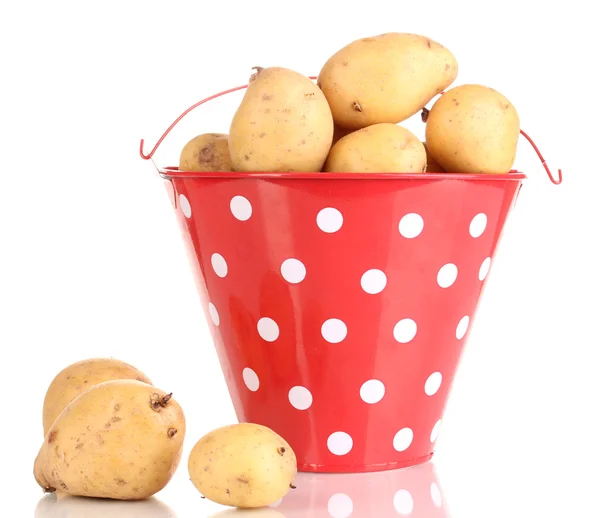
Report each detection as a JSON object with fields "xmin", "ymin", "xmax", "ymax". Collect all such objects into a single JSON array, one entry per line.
[
  {"xmin": 34, "ymin": 358, "xmax": 297, "ymax": 508},
  {"xmin": 179, "ymin": 32, "xmax": 520, "ymax": 176}
]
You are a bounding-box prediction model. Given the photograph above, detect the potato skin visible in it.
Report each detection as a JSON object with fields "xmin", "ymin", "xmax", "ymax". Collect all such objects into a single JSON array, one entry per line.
[
  {"xmin": 42, "ymin": 358, "xmax": 152, "ymax": 437},
  {"xmin": 229, "ymin": 67, "xmax": 334, "ymax": 172},
  {"xmin": 318, "ymin": 33, "xmax": 458, "ymax": 130},
  {"xmin": 324, "ymin": 123, "xmax": 426, "ymax": 173},
  {"xmin": 179, "ymin": 133, "xmax": 234, "ymax": 172},
  {"xmin": 425, "ymin": 84, "xmax": 520, "ymax": 174},
  {"xmin": 188, "ymin": 423, "xmax": 297, "ymax": 508},
  {"xmin": 36, "ymin": 380, "xmax": 185, "ymax": 500}
]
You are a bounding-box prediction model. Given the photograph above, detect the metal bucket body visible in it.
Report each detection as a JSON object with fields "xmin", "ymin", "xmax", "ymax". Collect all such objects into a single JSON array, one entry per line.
[{"xmin": 163, "ymin": 170, "xmax": 523, "ymax": 473}]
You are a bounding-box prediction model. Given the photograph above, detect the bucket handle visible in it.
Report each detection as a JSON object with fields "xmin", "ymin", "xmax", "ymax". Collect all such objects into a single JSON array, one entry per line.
[{"xmin": 139, "ymin": 78, "xmax": 562, "ymax": 185}]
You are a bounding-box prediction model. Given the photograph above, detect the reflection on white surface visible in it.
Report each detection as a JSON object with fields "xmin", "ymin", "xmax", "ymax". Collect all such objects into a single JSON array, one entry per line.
[
  {"xmin": 209, "ymin": 461, "xmax": 448, "ymax": 518},
  {"xmin": 210, "ymin": 509, "xmax": 286, "ymax": 517},
  {"xmin": 35, "ymin": 492, "xmax": 177, "ymax": 517}
]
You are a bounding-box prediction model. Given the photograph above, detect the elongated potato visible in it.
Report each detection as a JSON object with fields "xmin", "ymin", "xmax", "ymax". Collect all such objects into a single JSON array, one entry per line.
[
  {"xmin": 324, "ymin": 123, "xmax": 426, "ymax": 173},
  {"xmin": 188, "ymin": 423, "xmax": 297, "ymax": 508},
  {"xmin": 42, "ymin": 358, "xmax": 152, "ymax": 437},
  {"xmin": 425, "ymin": 84, "xmax": 520, "ymax": 174},
  {"xmin": 35, "ymin": 380, "xmax": 186, "ymax": 500},
  {"xmin": 229, "ymin": 67, "xmax": 334, "ymax": 172},
  {"xmin": 179, "ymin": 133, "xmax": 234, "ymax": 172},
  {"xmin": 318, "ymin": 33, "xmax": 458, "ymax": 130}
]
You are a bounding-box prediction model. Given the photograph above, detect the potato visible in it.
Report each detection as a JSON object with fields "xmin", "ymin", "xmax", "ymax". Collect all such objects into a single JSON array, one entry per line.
[
  {"xmin": 424, "ymin": 142, "xmax": 446, "ymax": 172},
  {"xmin": 425, "ymin": 84, "xmax": 520, "ymax": 174},
  {"xmin": 188, "ymin": 423, "xmax": 297, "ymax": 508},
  {"xmin": 317, "ymin": 33, "xmax": 458, "ymax": 130},
  {"xmin": 179, "ymin": 133, "xmax": 234, "ymax": 172},
  {"xmin": 229, "ymin": 66, "xmax": 334, "ymax": 172},
  {"xmin": 324, "ymin": 123, "xmax": 426, "ymax": 173},
  {"xmin": 34, "ymin": 380, "xmax": 185, "ymax": 500},
  {"xmin": 42, "ymin": 358, "xmax": 151, "ymax": 437}
]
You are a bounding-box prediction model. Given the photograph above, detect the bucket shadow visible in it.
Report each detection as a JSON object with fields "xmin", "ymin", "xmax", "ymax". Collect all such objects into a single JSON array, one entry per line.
[
  {"xmin": 35, "ymin": 492, "xmax": 176, "ymax": 518},
  {"xmin": 210, "ymin": 461, "xmax": 447, "ymax": 517}
]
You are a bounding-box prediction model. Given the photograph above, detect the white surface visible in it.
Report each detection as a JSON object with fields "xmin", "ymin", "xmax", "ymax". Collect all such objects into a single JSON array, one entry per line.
[{"xmin": 0, "ymin": 0, "xmax": 598, "ymax": 516}]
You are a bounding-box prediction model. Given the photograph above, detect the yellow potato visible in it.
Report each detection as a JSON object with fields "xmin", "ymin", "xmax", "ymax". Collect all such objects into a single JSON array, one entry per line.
[
  {"xmin": 318, "ymin": 33, "xmax": 458, "ymax": 130},
  {"xmin": 188, "ymin": 423, "xmax": 297, "ymax": 508},
  {"xmin": 42, "ymin": 358, "xmax": 152, "ymax": 437},
  {"xmin": 34, "ymin": 380, "xmax": 186, "ymax": 500},
  {"xmin": 425, "ymin": 84, "xmax": 520, "ymax": 174},
  {"xmin": 179, "ymin": 133, "xmax": 234, "ymax": 172},
  {"xmin": 229, "ymin": 67, "xmax": 334, "ymax": 172},
  {"xmin": 324, "ymin": 123, "xmax": 426, "ymax": 173},
  {"xmin": 424, "ymin": 142, "xmax": 446, "ymax": 172}
]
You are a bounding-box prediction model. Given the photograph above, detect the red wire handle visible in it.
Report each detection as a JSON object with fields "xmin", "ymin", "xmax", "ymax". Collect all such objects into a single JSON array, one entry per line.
[
  {"xmin": 140, "ymin": 79, "xmax": 562, "ymax": 185},
  {"xmin": 518, "ymin": 128, "xmax": 562, "ymax": 185}
]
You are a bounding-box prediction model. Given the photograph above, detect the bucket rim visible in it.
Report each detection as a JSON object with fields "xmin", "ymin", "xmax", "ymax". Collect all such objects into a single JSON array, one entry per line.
[{"xmin": 157, "ymin": 167, "xmax": 527, "ymax": 182}]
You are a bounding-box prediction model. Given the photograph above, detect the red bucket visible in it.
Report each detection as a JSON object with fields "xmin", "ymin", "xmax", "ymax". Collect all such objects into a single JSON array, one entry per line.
[{"xmin": 140, "ymin": 83, "xmax": 562, "ymax": 474}]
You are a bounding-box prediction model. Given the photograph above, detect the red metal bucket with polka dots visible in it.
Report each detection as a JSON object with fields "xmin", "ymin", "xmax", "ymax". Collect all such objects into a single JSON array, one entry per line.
[{"xmin": 140, "ymin": 82, "xmax": 562, "ymax": 473}]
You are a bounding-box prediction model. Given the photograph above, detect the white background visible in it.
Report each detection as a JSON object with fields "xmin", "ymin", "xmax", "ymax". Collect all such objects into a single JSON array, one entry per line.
[{"xmin": 1, "ymin": 1, "xmax": 598, "ymax": 516}]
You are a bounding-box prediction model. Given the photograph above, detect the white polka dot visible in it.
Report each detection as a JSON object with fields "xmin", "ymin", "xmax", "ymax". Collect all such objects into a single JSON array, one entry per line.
[
  {"xmin": 393, "ymin": 489, "xmax": 414, "ymax": 515},
  {"xmin": 393, "ymin": 428, "xmax": 414, "ymax": 452},
  {"xmin": 431, "ymin": 482, "xmax": 442, "ymax": 508},
  {"xmin": 399, "ymin": 213, "xmax": 424, "ymax": 238},
  {"xmin": 230, "ymin": 195, "xmax": 252, "ymax": 221},
  {"xmin": 242, "ymin": 368, "xmax": 259, "ymax": 392},
  {"xmin": 361, "ymin": 269, "xmax": 387, "ymax": 294},
  {"xmin": 425, "ymin": 372, "xmax": 442, "ymax": 396},
  {"xmin": 437, "ymin": 263, "xmax": 458, "ymax": 288},
  {"xmin": 470, "ymin": 213, "xmax": 488, "ymax": 238},
  {"xmin": 257, "ymin": 317, "xmax": 280, "ymax": 342},
  {"xmin": 321, "ymin": 319, "xmax": 347, "ymax": 344},
  {"xmin": 269, "ymin": 498, "xmax": 283, "ymax": 508},
  {"xmin": 360, "ymin": 379, "xmax": 386, "ymax": 404},
  {"xmin": 208, "ymin": 303, "xmax": 220, "ymax": 326},
  {"xmin": 393, "ymin": 319, "xmax": 417, "ymax": 344},
  {"xmin": 456, "ymin": 315, "xmax": 470, "ymax": 340},
  {"xmin": 281, "ymin": 258, "xmax": 306, "ymax": 284},
  {"xmin": 327, "ymin": 493, "xmax": 354, "ymax": 518},
  {"xmin": 479, "ymin": 257, "xmax": 491, "ymax": 281},
  {"xmin": 327, "ymin": 432, "xmax": 353, "ymax": 456},
  {"xmin": 211, "ymin": 253, "xmax": 228, "ymax": 278},
  {"xmin": 317, "ymin": 207, "xmax": 344, "ymax": 233},
  {"xmin": 288, "ymin": 386, "xmax": 313, "ymax": 410},
  {"xmin": 179, "ymin": 194, "xmax": 192, "ymax": 218},
  {"xmin": 431, "ymin": 419, "xmax": 442, "ymax": 443}
]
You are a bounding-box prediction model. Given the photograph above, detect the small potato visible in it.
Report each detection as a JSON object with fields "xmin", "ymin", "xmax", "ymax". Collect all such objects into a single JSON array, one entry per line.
[
  {"xmin": 425, "ymin": 84, "xmax": 520, "ymax": 174},
  {"xmin": 324, "ymin": 123, "xmax": 426, "ymax": 173},
  {"xmin": 35, "ymin": 380, "xmax": 186, "ymax": 500},
  {"xmin": 42, "ymin": 358, "xmax": 152, "ymax": 437},
  {"xmin": 179, "ymin": 133, "xmax": 235, "ymax": 172},
  {"xmin": 318, "ymin": 33, "xmax": 458, "ymax": 130},
  {"xmin": 188, "ymin": 423, "xmax": 297, "ymax": 508},
  {"xmin": 229, "ymin": 66, "xmax": 334, "ymax": 172}
]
